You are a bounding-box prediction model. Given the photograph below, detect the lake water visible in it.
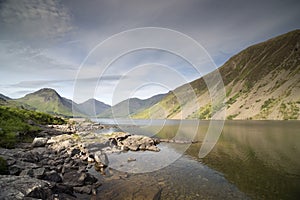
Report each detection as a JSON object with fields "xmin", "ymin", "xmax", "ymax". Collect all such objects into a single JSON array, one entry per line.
[{"xmin": 91, "ymin": 119, "xmax": 300, "ymax": 199}]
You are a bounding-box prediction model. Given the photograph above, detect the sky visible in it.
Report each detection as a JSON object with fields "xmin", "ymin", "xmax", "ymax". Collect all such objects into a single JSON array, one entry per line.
[{"xmin": 0, "ymin": 0, "xmax": 299, "ymax": 105}]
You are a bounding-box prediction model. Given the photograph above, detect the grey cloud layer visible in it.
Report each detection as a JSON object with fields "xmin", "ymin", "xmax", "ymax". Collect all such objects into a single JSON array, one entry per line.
[
  {"xmin": 0, "ymin": 0, "xmax": 73, "ymax": 43},
  {"xmin": 0, "ymin": 0, "xmax": 299, "ymax": 103},
  {"xmin": 10, "ymin": 76, "xmax": 125, "ymax": 88}
]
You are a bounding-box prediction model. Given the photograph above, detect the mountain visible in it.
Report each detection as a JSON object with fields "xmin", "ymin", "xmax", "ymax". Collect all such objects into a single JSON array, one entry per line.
[
  {"xmin": 2, "ymin": 88, "xmax": 162, "ymax": 118},
  {"xmin": 77, "ymin": 98, "xmax": 110, "ymax": 116},
  {"xmin": 0, "ymin": 94, "xmax": 11, "ymax": 101},
  {"xmin": 133, "ymin": 30, "xmax": 300, "ymax": 120},
  {"xmin": 98, "ymin": 93, "xmax": 166, "ymax": 118},
  {"xmin": 3, "ymin": 88, "xmax": 110, "ymax": 117},
  {"xmin": 0, "ymin": 94, "xmax": 10, "ymax": 105},
  {"xmin": 13, "ymin": 88, "xmax": 81, "ymax": 117},
  {"xmin": 0, "ymin": 93, "xmax": 34, "ymax": 109}
]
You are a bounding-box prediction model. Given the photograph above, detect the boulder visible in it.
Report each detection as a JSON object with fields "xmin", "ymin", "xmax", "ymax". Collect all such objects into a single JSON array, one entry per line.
[
  {"xmin": 32, "ymin": 137, "xmax": 48, "ymax": 147},
  {"xmin": 61, "ymin": 163, "xmax": 74, "ymax": 174},
  {"xmin": 128, "ymin": 144, "xmax": 139, "ymax": 151},
  {"xmin": 152, "ymin": 138, "xmax": 160, "ymax": 144},
  {"xmin": 47, "ymin": 134, "xmax": 75, "ymax": 149},
  {"xmin": 87, "ymin": 156, "xmax": 94, "ymax": 163},
  {"xmin": 106, "ymin": 132, "xmax": 131, "ymax": 141},
  {"xmin": 43, "ymin": 170, "xmax": 62, "ymax": 183},
  {"xmin": 0, "ymin": 175, "xmax": 52, "ymax": 199},
  {"xmin": 121, "ymin": 145, "xmax": 129, "ymax": 151},
  {"xmin": 22, "ymin": 151, "xmax": 41, "ymax": 162},
  {"xmin": 78, "ymin": 165, "xmax": 87, "ymax": 173},
  {"xmin": 68, "ymin": 148, "xmax": 81, "ymax": 157},
  {"xmin": 5, "ymin": 157, "xmax": 16, "ymax": 166},
  {"xmin": 94, "ymin": 162, "xmax": 105, "ymax": 172},
  {"xmin": 63, "ymin": 171, "xmax": 87, "ymax": 187},
  {"xmin": 109, "ymin": 138, "xmax": 118, "ymax": 146},
  {"xmin": 115, "ymin": 134, "xmax": 160, "ymax": 152},
  {"xmin": 8, "ymin": 160, "xmax": 38, "ymax": 175},
  {"xmin": 32, "ymin": 167, "xmax": 46, "ymax": 179},
  {"xmin": 84, "ymin": 173, "xmax": 98, "ymax": 185},
  {"xmin": 50, "ymin": 140, "xmax": 74, "ymax": 153},
  {"xmin": 19, "ymin": 167, "xmax": 45, "ymax": 178},
  {"xmin": 94, "ymin": 151, "xmax": 109, "ymax": 167},
  {"xmin": 19, "ymin": 169, "xmax": 33, "ymax": 177},
  {"xmin": 51, "ymin": 184, "xmax": 74, "ymax": 195},
  {"xmin": 8, "ymin": 165, "xmax": 22, "ymax": 175},
  {"xmin": 73, "ymin": 185, "xmax": 92, "ymax": 194},
  {"xmin": 147, "ymin": 145, "xmax": 160, "ymax": 152},
  {"xmin": 139, "ymin": 143, "xmax": 146, "ymax": 150},
  {"xmin": 31, "ymin": 147, "xmax": 48, "ymax": 157}
]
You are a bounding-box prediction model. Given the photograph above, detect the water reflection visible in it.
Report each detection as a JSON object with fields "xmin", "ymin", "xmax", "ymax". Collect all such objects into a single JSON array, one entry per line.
[
  {"xmin": 187, "ymin": 121, "xmax": 300, "ymax": 200},
  {"xmin": 96, "ymin": 119, "xmax": 300, "ymax": 199},
  {"xmin": 134, "ymin": 120, "xmax": 300, "ymax": 199}
]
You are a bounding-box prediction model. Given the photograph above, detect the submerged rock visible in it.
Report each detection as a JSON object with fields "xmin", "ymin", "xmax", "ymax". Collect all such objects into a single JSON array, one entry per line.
[
  {"xmin": 127, "ymin": 157, "xmax": 136, "ymax": 162},
  {"xmin": 147, "ymin": 145, "xmax": 160, "ymax": 152},
  {"xmin": 94, "ymin": 151, "xmax": 109, "ymax": 167},
  {"xmin": 73, "ymin": 185, "xmax": 92, "ymax": 194}
]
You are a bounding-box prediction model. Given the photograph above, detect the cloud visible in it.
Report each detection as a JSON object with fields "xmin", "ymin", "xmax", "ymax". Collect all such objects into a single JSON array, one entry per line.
[
  {"xmin": 0, "ymin": 41, "xmax": 78, "ymax": 78},
  {"xmin": 0, "ymin": 0, "xmax": 73, "ymax": 43},
  {"xmin": 10, "ymin": 79, "xmax": 72, "ymax": 88},
  {"xmin": 66, "ymin": 0, "xmax": 300, "ymax": 68},
  {"xmin": 10, "ymin": 89, "xmax": 36, "ymax": 97},
  {"xmin": 10, "ymin": 75, "xmax": 125, "ymax": 88},
  {"xmin": 93, "ymin": 63, "xmax": 191, "ymax": 105},
  {"xmin": 1, "ymin": 0, "xmax": 300, "ymax": 103}
]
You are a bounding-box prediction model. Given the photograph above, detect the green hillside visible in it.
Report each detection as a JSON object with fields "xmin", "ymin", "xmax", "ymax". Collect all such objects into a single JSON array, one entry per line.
[
  {"xmin": 0, "ymin": 106, "xmax": 65, "ymax": 148},
  {"xmin": 14, "ymin": 88, "xmax": 77, "ymax": 117},
  {"xmin": 134, "ymin": 30, "xmax": 300, "ymax": 120},
  {"xmin": 2, "ymin": 88, "xmax": 111, "ymax": 117}
]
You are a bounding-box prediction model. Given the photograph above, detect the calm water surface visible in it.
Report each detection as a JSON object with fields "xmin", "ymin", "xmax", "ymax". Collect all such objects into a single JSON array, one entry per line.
[{"xmin": 92, "ymin": 119, "xmax": 300, "ymax": 199}]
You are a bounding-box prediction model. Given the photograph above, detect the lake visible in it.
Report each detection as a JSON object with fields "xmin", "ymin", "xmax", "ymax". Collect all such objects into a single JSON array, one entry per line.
[{"xmin": 91, "ymin": 119, "xmax": 300, "ymax": 199}]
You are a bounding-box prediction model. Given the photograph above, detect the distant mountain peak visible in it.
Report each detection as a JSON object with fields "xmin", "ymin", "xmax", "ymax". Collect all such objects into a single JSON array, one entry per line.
[
  {"xmin": 77, "ymin": 98, "xmax": 110, "ymax": 116},
  {"xmin": 82, "ymin": 98, "xmax": 102, "ymax": 103},
  {"xmin": 22, "ymin": 88, "xmax": 62, "ymax": 103},
  {"xmin": 0, "ymin": 93, "xmax": 11, "ymax": 101},
  {"xmin": 98, "ymin": 93, "xmax": 166, "ymax": 118},
  {"xmin": 30, "ymin": 88, "xmax": 59, "ymax": 96}
]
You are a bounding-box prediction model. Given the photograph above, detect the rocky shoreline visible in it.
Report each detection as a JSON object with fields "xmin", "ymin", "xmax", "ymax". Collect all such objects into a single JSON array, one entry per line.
[{"xmin": 0, "ymin": 120, "xmax": 161, "ymax": 200}]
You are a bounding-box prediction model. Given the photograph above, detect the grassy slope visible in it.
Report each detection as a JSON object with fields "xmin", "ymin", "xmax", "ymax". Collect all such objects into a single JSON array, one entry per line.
[
  {"xmin": 8, "ymin": 89, "xmax": 110, "ymax": 117},
  {"xmin": 134, "ymin": 30, "xmax": 300, "ymax": 120},
  {"xmin": 14, "ymin": 88, "xmax": 82, "ymax": 117},
  {"xmin": 0, "ymin": 106, "xmax": 66, "ymax": 148}
]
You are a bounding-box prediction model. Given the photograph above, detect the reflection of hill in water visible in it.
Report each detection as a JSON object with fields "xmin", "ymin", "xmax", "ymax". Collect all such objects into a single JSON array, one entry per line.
[
  {"xmin": 184, "ymin": 120, "xmax": 300, "ymax": 200},
  {"xmin": 96, "ymin": 119, "xmax": 300, "ymax": 199}
]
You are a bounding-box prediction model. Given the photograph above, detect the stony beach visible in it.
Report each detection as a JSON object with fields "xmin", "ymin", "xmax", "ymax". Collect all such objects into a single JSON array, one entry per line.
[{"xmin": 0, "ymin": 120, "xmax": 161, "ymax": 200}]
